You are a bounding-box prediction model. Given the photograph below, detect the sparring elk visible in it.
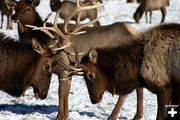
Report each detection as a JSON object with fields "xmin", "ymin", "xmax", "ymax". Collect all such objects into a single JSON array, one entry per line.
[
  {"xmin": 81, "ymin": 23, "xmax": 180, "ymax": 120},
  {"xmin": 50, "ymin": 0, "xmax": 100, "ymax": 26},
  {"xmin": 0, "ymin": 0, "xmax": 15, "ymax": 29},
  {"xmin": 0, "ymin": 32, "xmax": 54, "ymax": 99},
  {"xmin": 12, "ymin": 0, "xmax": 141, "ymax": 119},
  {"xmin": 133, "ymin": 0, "xmax": 169, "ymax": 23}
]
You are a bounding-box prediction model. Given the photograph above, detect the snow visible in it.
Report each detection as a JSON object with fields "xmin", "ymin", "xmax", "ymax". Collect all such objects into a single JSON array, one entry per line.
[{"xmin": 0, "ymin": 0, "xmax": 180, "ymax": 120}]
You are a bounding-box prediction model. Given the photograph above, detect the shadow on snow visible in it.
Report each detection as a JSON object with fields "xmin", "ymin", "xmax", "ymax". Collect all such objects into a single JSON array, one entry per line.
[{"xmin": 0, "ymin": 104, "xmax": 58, "ymax": 114}]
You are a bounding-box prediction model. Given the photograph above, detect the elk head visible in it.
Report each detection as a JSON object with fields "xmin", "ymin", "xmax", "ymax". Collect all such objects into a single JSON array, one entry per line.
[
  {"xmin": 12, "ymin": 0, "xmax": 40, "ymax": 27},
  {"xmin": 29, "ymin": 38, "xmax": 56, "ymax": 99},
  {"xmin": 81, "ymin": 48, "xmax": 111, "ymax": 104}
]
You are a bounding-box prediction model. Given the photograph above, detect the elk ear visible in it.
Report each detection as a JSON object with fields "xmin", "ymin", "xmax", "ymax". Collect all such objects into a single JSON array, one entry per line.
[
  {"xmin": 32, "ymin": 38, "xmax": 53, "ymax": 57},
  {"xmin": 88, "ymin": 47, "xmax": 98, "ymax": 64},
  {"xmin": 30, "ymin": 0, "xmax": 40, "ymax": 7}
]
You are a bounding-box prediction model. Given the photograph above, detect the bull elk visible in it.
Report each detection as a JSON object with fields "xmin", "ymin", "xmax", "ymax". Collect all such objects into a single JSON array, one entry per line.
[
  {"xmin": 50, "ymin": 0, "xmax": 100, "ymax": 26},
  {"xmin": 12, "ymin": 0, "xmax": 141, "ymax": 119},
  {"xmin": 0, "ymin": 0, "xmax": 16, "ymax": 29},
  {"xmin": 0, "ymin": 32, "xmax": 55, "ymax": 99},
  {"xmin": 81, "ymin": 23, "xmax": 180, "ymax": 120},
  {"xmin": 133, "ymin": 0, "xmax": 169, "ymax": 24}
]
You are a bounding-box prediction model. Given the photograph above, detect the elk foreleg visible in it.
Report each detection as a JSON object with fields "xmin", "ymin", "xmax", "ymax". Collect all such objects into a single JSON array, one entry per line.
[
  {"xmin": 7, "ymin": 15, "xmax": 13, "ymax": 30},
  {"xmin": 149, "ymin": 11, "xmax": 152, "ymax": 24},
  {"xmin": 56, "ymin": 72, "xmax": 72, "ymax": 120},
  {"xmin": 145, "ymin": 11, "xmax": 148, "ymax": 23},
  {"xmin": 133, "ymin": 88, "xmax": 144, "ymax": 120},
  {"xmin": 108, "ymin": 95, "xmax": 126, "ymax": 120},
  {"xmin": 0, "ymin": 13, "xmax": 3, "ymax": 29}
]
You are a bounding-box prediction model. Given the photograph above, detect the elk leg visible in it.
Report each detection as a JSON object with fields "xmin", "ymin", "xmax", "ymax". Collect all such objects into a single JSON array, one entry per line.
[
  {"xmin": 7, "ymin": 15, "xmax": 12, "ymax": 30},
  {"xmin": 145, "ymin": 11, "xmax": 148, "ymax": 23},
  {"xmin": 156, "ymin": 87, "xmax": 171, "ymax": 120},
  {"xmin": 171, "ymin": 85, "xmax": 180, "ymax": 105},
  {"xmin": 133, "ymin": 88, "xmax": 144, "ymax": 120},
  {"xmin": 56, "ymin": 73, "xmax": 72, "ymax": 120},
  {"xmin": 160, "ymin": 7, "xmax": 166, "ymax": 23},
  {"xmin": 149, "ymin": 11, "xmax": 152, "ymax": 24},
  {"xmin": 108, "ymin": 95, "xmax": 126, "ymax": 120},
  {"xmin": 9, "ymin": 15, "xmax": 13, "ymax": 30},
  {"xmin": 1, "ymin": 13, "xmax": 3, "ymax": 29}
]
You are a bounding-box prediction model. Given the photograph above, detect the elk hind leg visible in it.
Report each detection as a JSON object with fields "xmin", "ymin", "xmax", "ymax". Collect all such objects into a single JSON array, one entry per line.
[{"xmin": 156, "ymin": 87, "xmax": 171, "ymax": 120}]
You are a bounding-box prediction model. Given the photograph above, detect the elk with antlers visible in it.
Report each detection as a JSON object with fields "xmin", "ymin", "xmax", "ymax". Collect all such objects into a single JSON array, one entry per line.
[{"xmin": 12, "ymin": 0, "xmax": 141, "ymax": 119}]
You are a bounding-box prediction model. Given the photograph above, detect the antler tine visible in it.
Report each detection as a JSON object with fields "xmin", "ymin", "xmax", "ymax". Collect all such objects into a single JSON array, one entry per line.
[
  {"xmin": 53, "ymin": 9, "xmax": 67, "ymax": 40},
  {"xmin": 43, "ymin": 12, "xmax": 52, "ymax": 23},
  {"xmin": 64, "ymin": 0, "xmax": 103, "ymax": 34},
  {"xmin": 25, "ymin": 24, "xmax": 71, "ymax": 51},
  {"xmin": 53, "ymin": 39, "xmax": 72, "ymax": 51},
  {"xmin": 25, "ymin": 24, "xmax": 55, "ymax": 39},
  {"xmin": 67, "ymin": 18, "xmax": 99, "ymax": 35},
  {"xmin": 57, "ymin": 57, "xmax": 82, "ymax": 72}
]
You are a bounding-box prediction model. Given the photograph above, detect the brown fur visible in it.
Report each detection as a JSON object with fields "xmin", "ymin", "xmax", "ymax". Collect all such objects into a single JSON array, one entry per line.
[
  {"xmin": 0, "ymin": 32, "xmax": 54, "ymax": 99},
  {"xmin": 133, "ymin": 0, "xmax": 168, "ymax": 23}
]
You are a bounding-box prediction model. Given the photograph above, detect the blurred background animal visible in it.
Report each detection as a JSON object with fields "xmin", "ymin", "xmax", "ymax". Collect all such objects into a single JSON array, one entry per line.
[{"xmin": 0, "ymin": 0, "xmax": 16, "ymax": 29}]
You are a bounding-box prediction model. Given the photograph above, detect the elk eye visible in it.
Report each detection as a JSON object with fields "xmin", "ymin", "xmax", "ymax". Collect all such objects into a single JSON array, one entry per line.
[
  {"xmin": 44, "ymin": 64, "xmax": 51, "ymax": 73},
  {"xmin": 87, "ymin": 72, "xmax": 95, "ymax": 80}
]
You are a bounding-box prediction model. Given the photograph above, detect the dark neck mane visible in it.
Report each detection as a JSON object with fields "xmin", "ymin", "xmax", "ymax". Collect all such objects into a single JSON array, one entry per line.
[
  {"xmin": 0, "ymin": 33, "xmax": 38, "ymax": 96},
  {"xmin": 96, "ymin": 41, "xmax": 145, "ymax": 95}
]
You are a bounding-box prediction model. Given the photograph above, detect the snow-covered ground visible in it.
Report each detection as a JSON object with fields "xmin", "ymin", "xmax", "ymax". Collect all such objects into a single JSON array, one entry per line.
[{"xmin": 0, "ymin": 0, "xmax": 180, "ymax": 120}]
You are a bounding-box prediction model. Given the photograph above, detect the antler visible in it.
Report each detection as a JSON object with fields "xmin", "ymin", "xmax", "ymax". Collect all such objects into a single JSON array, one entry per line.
[
  {"xmin": 64, "ymin": 0, "xmax": 102, "ymax": 35},
  {"xmin": 25, "ymin": 10, "xmax": 82, "ymax": 73}
]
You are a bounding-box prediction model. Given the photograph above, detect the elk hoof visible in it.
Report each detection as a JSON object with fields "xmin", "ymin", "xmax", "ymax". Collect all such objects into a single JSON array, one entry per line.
[
  {"xmin": 132, "ymin": 114, "xmax": 143, "ymax": 120},
  {"xmin": 56, "ymin": 113, "xmax": 69, "ymax": 120},
  {"xmin": 108, "ymin": 115, "xmax": 117, "ymax": 120}
]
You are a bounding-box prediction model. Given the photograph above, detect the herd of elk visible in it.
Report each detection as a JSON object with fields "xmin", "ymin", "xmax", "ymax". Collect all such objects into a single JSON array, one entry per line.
[
  {"xmin": 1, "ymin": 0, "xmax": 179, "ymax": 120},
  {"xmin": 81, "ymin": 23, "xmax": 180, "ymax": 120},
  {"xmin": 0, "ymin": 32, "xmax": 55, "ymax": 99},
  {"xmin": 133, "ymin": 0, "xmax": 169, "ymax": 23},
  {"xmin": 12, "ymin": 0, "xmax": 143, "ymax": 120},
  {"xmin": 0, "ymin": 0, "xmax": 15, "ymax": 29}
]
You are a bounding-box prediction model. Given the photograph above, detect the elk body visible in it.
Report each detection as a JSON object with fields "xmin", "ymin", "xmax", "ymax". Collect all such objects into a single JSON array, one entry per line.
[
  {"xmin": 133, "ymin": 0, "xmax": 168, "ymax": 24},
  {"xmin": 0, "ymin": 0, "xmax": 15, "ymax": 29},
  {"xmin": 0, "ymin": 32, "xmax": 55, "ymax": 99},
  {"xmin": 81, "ymin": 23, "xmax": 180, "ymax": 120},
  {"xmin": 81, "ymin": 42, "xmax": 144, "ymax": 120},
  {"xmin": 50, "ymin": 0, "xmax": 100, "ymax": 26},
  {"xmin": 12, "ymin": 0, "xmax": 141, "ymax": 120}
]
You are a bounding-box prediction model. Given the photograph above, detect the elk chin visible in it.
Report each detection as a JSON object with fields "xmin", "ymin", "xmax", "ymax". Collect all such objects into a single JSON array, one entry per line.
[
  {"xmin": 90, "ymin": 92, "xmax": 104, "ymax": 104},
  {"xmin": 33, "ymin": 86, "xmax": 47, "ymax": 100}
]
